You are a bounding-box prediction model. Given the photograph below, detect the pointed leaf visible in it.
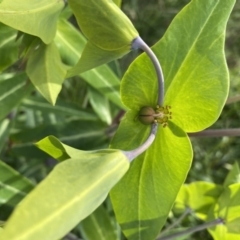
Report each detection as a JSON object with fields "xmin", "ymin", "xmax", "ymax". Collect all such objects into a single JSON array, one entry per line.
[
  {"xmin": 0, "ymin": 149, "xmax": 129, "ymax": 240},
  {"xmin": 207, "ymin": 183, "xmax": 240, "ymax": 240},
  {"xmin": 110, "ymin": 111, "xmax": 192, "ymax": 240},
  {"xmin": 79, "ymin": 205, "xmax": 118, "ymax": 240},
  {"xmin": 121, "ymin": 0, "xmax": 235, "ymax": 132},
  {"xmin": 0, "ymin": 118, "xmax": 11, "ymax": 152},
  {"xmin": 0, "ymin": 23, "xmax": 18, "ymax": 72},
  {"xmin": 174, "ymin": 182, "xmax": 223, "ymax": 220},
  {"xmin": 66, "ymin": 41, "xmax": 127, "ymax": 76},
  {"xmin": 26, "ymin": 42, "xmax": 66, "ymax": 105},
  {"xmin": 0, "ymin": 0, "xmax": 65, "ymax": 44},
  {"xmin": 68, "ymin": 0, "xmax": 138, "ymax": 51},
  {"xmin": 54, "ymin": 19, "xmax": 125, "ymax": 109},
  {"xmin": 0, "ymin": 160, "xmax": 34, "ymax": 219},
  {"xmin": 223, "ymin": 162, "xmax": 240, "ymax": 187},
  {"xmin": 0, "ymin": 73, "xmax": 33, "ymax": 120}
]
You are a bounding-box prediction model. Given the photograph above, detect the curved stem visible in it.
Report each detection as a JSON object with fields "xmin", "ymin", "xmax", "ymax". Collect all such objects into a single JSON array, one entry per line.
[
  {"xmin": 157, "ymin": 218, "xmax": 223, "ymax": 240},
  {"xmin": 122, "ymin": 123, "xmax": 158, "ymax": 162},
  {"xmin": 132, "ymin": 36, "xmax": 164, "ymax": 106}
]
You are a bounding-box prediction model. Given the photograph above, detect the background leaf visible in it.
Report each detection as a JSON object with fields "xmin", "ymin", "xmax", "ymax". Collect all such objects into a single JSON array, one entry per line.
[
  {"xmin": 0, "ymin": 160, "xmax": 34, "ymax": 220},
  {"xmin": 223, "ymin": 162, "xmax": 240, "ymax": 187},
  {"xmin": 0, "ymin": 0, "xmax": 65, "ymax": 44},
  {"xmin": 0, "ymin": 23, "xmax": 18, "ymax": 72},
  {"xmin": 26, "ymin": 42, "xmax": 66, "ymax": 105},
  {"xmin": 0, "ymin": 73, "xmax": 33, "ymax": 121},
  {"xmin": 207, "ymin": 183, "xmax": 240, "ymax": 240},
  {"xmin": 0, "ymin": 146, "xmax": 129, "ymax": 240}
]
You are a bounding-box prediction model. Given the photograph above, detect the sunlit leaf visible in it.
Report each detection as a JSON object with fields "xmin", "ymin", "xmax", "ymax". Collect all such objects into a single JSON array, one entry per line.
[
  {"xmin": 207, "ymin": 183, "xmax": 240, "ymax": 240},
  {"xmin": 0, "ymin": 0, "xmax": 65, "ymax": 44},
  {"xmin": 1, "ymin": 137, "xmax": 129, "ymax": 240}
]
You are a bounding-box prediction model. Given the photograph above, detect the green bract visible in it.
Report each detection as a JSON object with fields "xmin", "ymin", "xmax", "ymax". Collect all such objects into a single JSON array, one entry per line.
[
  {"xmin": 110, "ymin": 0, "xmax": 235, "ymax": 239},
  {"xmin": 67, "ymin": 0, "xmax": 138, "ymax": 76},
  {"xmin": 0, "ymin": 0, "xmax": 64, "ymax": 44},
  {"xmin": 0, "ymin": 136, "xmax": 129, "ymax": 240}
]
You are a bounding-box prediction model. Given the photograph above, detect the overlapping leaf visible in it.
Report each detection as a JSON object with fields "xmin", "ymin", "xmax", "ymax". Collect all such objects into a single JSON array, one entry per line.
[
  {"xmin": 110, "ymin": 0, "xmax": 235, "ymax": 239},
  {"xmin": 26, "ymin": 42, "xmax": 66, "ymax": 105},
  {"xmin": 0, "ymin": 0, "xmax": 65, "ymax": 44},
  {"xmin": 67, "ymin": 0, "xmax": 138, "ymax": 76},
  {"xmin": 0, "ymin": 136, "xmax": 129, "ymax": 240},
  {"xmin": 55, "ymin": 19, "xmax": 125, "ymax": 109}
]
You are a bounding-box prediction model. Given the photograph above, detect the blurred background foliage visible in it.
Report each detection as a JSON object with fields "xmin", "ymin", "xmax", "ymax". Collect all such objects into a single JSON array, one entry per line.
[{"xmin": 0, "ymin": 0, "xmax": 240, "ymax": 239}]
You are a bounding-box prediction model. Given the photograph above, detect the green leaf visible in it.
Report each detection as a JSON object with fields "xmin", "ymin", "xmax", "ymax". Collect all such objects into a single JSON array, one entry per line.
[
  {"xmin": 68, "ymin": 0, "xmax": 137, "ymax": 51},
  {"xmin": 0, "ymin": 118, "xmax": 11, "ymax": 153},
  {"xmin": 0, "ymin": 0, "xmax": 65, "ymax": 44},
  {"xmin": 110, "ymin": 0, "xmax": 235, "ymax": 239},
  {"xmin": 79, "ymin": 205, "xmax": 118, "ymax": 240},
  {"xmin": 121, "ymin": 0, "xmax": 235, "ymax": 132},
  {"xmin": 207, "ymin": 183, "xmax": 240, "ymax": 240},
  {"xmin": 22, "ymin": 96, "xmax": 97, "ymax": 121},
  {"xmin": 54, "ymin": 19, "xmax": 125, "ymax": 109},
  {"xmin": 174, "ymin": 182, "xmax": 223, "ymax": 220},
  {"xmin": 0, "ymin": 73, "xmax": 33, "ymax": 120},
  {"xmin": 0, "ymin": 23, "xmax": 18, "ymax": 72},
  {"xmin": 0, "ymin": 160, "xmax": 34, "ymax": 219},
  {"xmin": 110, "ymin": 111, "xmax": 192, "ymax": 240},
  {"xmin": 67, "ymin": 41, "xmax": 128, "ymax": 76},
  {"xmin": 112, "ymin": 0, "xmax": 122, "ymax": 8},
  {"xmin": 66, "ymin": 0, "xmax": 138, "ymax": 74},
  {"xmin": 26, "ymin": 42, "xmax": 66, "ymax": 105},
  {"xmin": 223, "ymin": 162, "xmax": 240, "ymax": 187},
  {"xmin": 88, "ymin": 86, "xmax": 112, "ymax": 125},
  {"xmin": 0, "ymin": 145, "xmax": 129, "ymax": 240}
]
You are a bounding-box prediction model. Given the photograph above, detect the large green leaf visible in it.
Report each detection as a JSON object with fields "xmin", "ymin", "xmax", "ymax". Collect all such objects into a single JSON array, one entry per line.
[
  {"xmin": 0, "ymin": 160, "xmax": 34, "ymax": 220},
  {"xmin": 110, "ymin": 0, "xmax": 235, "ymax": 239},
  {"xmin": 1, "ymin": 137, "xmax": 129, "ymax": 240},
  {"xmin": 26, "ymin": 42, "xmax": 66, "ymax": 105},
  {"xmin": 79, "ymin": 205, "xmax": 118, "ymax": 240},
  {"xmin": 110, "ymin": 111, "xmax": 192, "ymax": 240},
  {"xmin": 121, "ymin": 0, "xmax": 234, "ymax": 132},
  {"xmin": 0, "ymin": 73, "xmax": 33, "ymax": 120},
  {"xmin": 174, "ymin": 182, "xmax": 223, "ymax": 220},
  {"xmin": 54, "ymin": 19, "xmax": 125, "ymax": 109},
  {"xmin": 0, "ymin": 23, "xmax": 18, "ymax": 72},
  {"xmin": 66, "ymin": 0, "xmax": 138, "ymax": 75},
  {"xmin": 0, "ymin": 0, "xmax": 65, "ymax": 44},
  {"xmin": 207, "ymin": 183, "xmax": 240, "ymax": 240}
]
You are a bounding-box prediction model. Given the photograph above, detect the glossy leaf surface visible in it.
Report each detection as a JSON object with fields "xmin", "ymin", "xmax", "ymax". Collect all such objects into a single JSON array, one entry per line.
[
  {"xmin": 0, "ymin": 0, "xmax": 64, "ymax": 44},
  {"xmin": 26, "ymin": 42, "xmax": 66, "ymax": 105},
  {"xmin": 1, "ymin": 137, "xmax": 129, "ymax": 240},
  {"xmin": 207, "ymin": 183, "xmax": 240, "ymax": 240},
  {"xmin": 110, "ymin": 0, "xmax": 235, "ymax": 239},
  {"xmin": 55, "ymin": 19, "xmax": 124, "ymax": 109},
  {"xmin": 174, "ymin": 182, "xmax": 223, "ymax": 220}
]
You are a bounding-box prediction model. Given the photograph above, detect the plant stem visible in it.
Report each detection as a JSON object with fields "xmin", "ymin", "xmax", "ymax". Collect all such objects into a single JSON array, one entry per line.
[
  {"xmin": 158, "ymin": 207, "xmax": 192, "ymax": 237},
  {"xmin": 157, "ymin": 218, "xmax": 223, "ymax": 240},
  {"xmin": 189, "ymin": 128, "xmax": 240, "ymax": 137},
  {"xmin": 123, "ymin": 123, "xmax": 158, "ymax": 161},
  {"xmin": 132, "ymin": 37, "xmax": 164, "ymax": 106},
  {"xmin": 226, "ymin": 95, "xmax": 240, "ymax": 105}
]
